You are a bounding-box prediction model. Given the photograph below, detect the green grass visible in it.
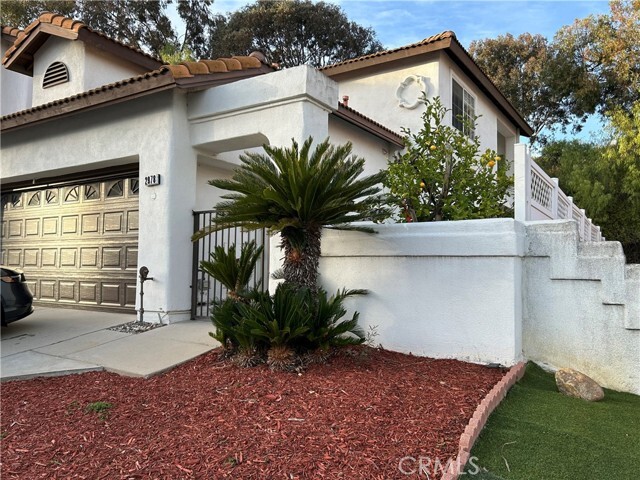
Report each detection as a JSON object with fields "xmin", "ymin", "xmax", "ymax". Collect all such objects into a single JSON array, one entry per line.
[{"xmin": 465, "ymin": 363, "xmax": 640, "ymax": 480}]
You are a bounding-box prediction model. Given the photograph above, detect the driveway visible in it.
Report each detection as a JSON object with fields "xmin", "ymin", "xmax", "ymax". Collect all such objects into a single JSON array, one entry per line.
[{"xmin": 1, "ymin": 307, "xmax": 217, "ymax": 381}]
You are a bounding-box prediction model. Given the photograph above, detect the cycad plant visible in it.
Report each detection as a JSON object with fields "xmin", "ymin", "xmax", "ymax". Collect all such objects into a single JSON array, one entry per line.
[
  {"xmin": 193, "ymin": 137, "xmax": 389, "ymax": 291},
  {"xmin": 199, "ymin": 241, "xmax": 263, "ymax": 300}
]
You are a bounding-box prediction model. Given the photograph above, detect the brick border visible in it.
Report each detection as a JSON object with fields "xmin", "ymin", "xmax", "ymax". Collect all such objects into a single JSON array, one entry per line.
[{"xmin": 441, "ymin": 361, "xmax": 527, "ymax": 480}]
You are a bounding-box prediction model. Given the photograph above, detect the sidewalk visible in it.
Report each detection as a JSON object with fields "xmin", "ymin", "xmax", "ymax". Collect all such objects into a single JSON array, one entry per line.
[{"xmin": 1, "ymin": 307, "xmax": 217, "ymax": 381}]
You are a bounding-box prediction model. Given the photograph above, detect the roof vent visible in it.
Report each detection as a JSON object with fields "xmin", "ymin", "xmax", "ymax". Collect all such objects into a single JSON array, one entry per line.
[{"xmin": 43, "ymin": 61, "xmax": 69, "ymax": 88}]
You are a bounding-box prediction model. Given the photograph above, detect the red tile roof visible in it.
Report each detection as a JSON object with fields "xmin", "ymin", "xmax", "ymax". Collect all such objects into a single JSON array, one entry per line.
[
  {"xmin": 2, "ymin": 12, "xmax": 162, "ymax": 73},
  {"xmin": 320, "ymin": 31, "xmax": 455, "ymax": 72},
  {"xmin": 0, "ymin": 53, "xmax": 273, "ymax": 131},
  {"xmin": 333, "ymin": 102, "xmax": 404, "ymax": 147},
  {"xmin": 1, "ymin": 26, "xmax": 23, "ymax": 39}
]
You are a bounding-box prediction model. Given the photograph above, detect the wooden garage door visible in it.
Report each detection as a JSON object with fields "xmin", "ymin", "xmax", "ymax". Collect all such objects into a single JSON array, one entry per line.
[{"xmin": 0, "ymin": 177, "xmax": 139, "ymax": 312}]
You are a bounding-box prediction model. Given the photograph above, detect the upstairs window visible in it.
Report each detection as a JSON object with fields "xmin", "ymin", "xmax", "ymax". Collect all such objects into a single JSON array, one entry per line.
[
  {"xmin": 43, "ymin": 62, "xmax": 70, "ymax": 88},
  {"xmin": 452, "ymin": 79, "xmax": 475, "ymax": 137}
]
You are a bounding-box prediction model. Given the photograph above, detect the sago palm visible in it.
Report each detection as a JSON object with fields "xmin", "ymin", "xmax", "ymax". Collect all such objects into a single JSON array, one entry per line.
[{"xmin": 194, "ymin": 137, "xmax": 388, "ymax": 290}]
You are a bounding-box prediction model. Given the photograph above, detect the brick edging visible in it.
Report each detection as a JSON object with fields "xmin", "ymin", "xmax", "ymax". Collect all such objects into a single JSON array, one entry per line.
[{"xmin": 441, "ymin": 361, "xmax": 527, "ymax": 480}]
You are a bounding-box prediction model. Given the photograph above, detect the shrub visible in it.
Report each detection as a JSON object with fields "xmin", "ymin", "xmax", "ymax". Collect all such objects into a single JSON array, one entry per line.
[{"xmin": 385, "ymin": 96, "xmax": 513, "ymax": 222}]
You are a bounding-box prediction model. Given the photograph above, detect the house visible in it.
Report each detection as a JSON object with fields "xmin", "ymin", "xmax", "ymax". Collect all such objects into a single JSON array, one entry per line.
[
  {"xmin": 1, "ymin": 13, "xmax": 530, "ymax": 322},
  {"xmin": 2, "ymin": 13, "xmax": 638, "ymax": 396}
]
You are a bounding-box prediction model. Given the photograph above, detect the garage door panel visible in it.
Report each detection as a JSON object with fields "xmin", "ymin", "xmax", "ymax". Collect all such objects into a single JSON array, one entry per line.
[
  {"xmin": 125, "ymin": 284, "xmax": 137, "ymax": 306},
  {"xmin": 80, "ymin": 282, "xmax": 98, "ymax": 303},
  {"xmin": 60, "ymin": 248, "xmax": 77, "ymax": 267},
  {"xmin": 62, "ymin": 216, "xmax": 79, "ymax": 235},
  {"xmin": 42, "ymin": 249, "xmax": 57, "ymax": 267},
  {"xmin": 43, "ymin": 217, "xmax": 59, "ymax": 235},
  {"xmin": 24, "ymin": 249, "xmax": 39, "ymax": 267},
  {"xmin": 25, "ymin": 218, "xmax": 40, "ymax": 236},
  {"xmin": 1, "ymin": 177, "xmax": 139, "ymax": 313},
  {"xmin": 59, "ymin": 281, "xmax": 76, "ymax": 301},
  {"xmin": 39, "ymin": 280, "xmax": 56, "ymax": 300},
  {"xmin": 8, "ymin": 220, "xmax": 22, "ymax": 237},
  {"xmin": 101, "ymin": 283, "xmax": 121, "ymax": 305},
  {"xmin": 82, "ymin": 214, "xmax": 100, "ymax": 233},
  {"xmin": 127, "ymin": 211, "xmax": 139, "ymax": 232},
  {"xmin": 7, "ymin": 249, "xmax": 21, "ymax": 266},
  {"xmin": 126, "ymin": 247, "xmax": 138, "ymax": 269}
]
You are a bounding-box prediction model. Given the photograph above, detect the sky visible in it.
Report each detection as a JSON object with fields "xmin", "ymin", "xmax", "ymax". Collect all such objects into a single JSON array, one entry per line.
[{"xmin": 208, "ymin": 0, "xmax": 612, "ymax": 50}]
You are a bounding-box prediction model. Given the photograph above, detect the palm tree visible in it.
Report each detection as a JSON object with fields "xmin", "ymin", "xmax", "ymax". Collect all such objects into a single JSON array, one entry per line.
[{"xmin": 193, "ymin": 137, "xmax": 388, "ymax": 291}]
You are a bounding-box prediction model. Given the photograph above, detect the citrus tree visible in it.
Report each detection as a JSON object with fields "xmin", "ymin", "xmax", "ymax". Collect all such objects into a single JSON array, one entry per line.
[{"xmin": 385, "ymin": 96, "xmax": 512, "ymax": 222}]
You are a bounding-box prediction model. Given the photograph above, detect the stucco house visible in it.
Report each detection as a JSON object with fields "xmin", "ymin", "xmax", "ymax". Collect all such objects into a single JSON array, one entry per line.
[{"xmin": 1, "ymin": 13, "xmax": 532, "ymax": 323}]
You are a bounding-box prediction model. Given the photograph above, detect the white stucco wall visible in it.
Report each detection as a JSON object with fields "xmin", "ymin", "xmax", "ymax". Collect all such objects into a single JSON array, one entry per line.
[
  {"xmin": 438, "ymin": 53, "xmax": 517, "ymax": 156},
  {"xmin": 319, "ymin": 219, "xmax": 525, "ymax": 366},
  {"xmin": 31, "ymin": 36, "xmax": 146, "ymax": 107},
  {"xmin": 329, "ymin": 51, "xmax": 519, "ymax": 162},
  {"xmin": 2, "ymin": 91, "xmax": 198, "ymax": 323},
  {"xmin": 331, "ymin": 58, "xmax": 439, "ymax": 135},
  {"xmin": 1, "ymin": 38, "xmax": 33, "ymax": 115},
  {"xmin": 523, "ymin": 221, "xmax": 640, "ymax": 395},
  {"xmin": 195, "ymin": 162, "xmax": 234, "ymax": 211},
  {"xmin": 327, "ymin": 116, "xmax": 394, "ymax": 177}
]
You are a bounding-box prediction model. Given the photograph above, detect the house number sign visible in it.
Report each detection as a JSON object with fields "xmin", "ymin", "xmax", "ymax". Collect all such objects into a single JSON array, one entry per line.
[{"xmin": 144, "ymin": 174, "xmax": 161, "ymax": 187}]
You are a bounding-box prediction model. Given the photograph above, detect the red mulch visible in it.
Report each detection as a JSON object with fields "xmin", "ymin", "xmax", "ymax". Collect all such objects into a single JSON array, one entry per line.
[{"xmin": 1, "ymin": 347, "xmax": 504, "ymax": 479}]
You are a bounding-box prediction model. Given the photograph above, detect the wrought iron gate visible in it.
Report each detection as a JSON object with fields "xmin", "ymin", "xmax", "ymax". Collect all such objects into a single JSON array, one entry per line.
[{"xmin": 191, "ymin": 210, "xmax": 269, "ymax": 318}]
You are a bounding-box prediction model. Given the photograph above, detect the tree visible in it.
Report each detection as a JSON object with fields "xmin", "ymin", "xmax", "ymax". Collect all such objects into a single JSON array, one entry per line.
[
  {"xmin": 554, "ymin": 0, "xmax": 640, "ymax": 117},
  {"xmin": 194, "ymin": 138, "xmax": 389, "ymax": 291},
  {"xmin": 470, "ymin": 1, "xmax": 639, "ymax": 143},
  {"xmin": 385, "ymin": 96, "xmax": 513, "ymax": 222},
  {"xmin": 535, "ymin": 103, "xmax": 640, "ymax": 263},
  {"xmin": 207, "ymin": 0, "xmax": 383, "ymax": 68},
  {"xmin": 469, "ymin": 33, "xmax": 597, "ymax": 143},
  {"xmin": 0, "ymin": 0, "xmax": 218, "ymax": 59}
]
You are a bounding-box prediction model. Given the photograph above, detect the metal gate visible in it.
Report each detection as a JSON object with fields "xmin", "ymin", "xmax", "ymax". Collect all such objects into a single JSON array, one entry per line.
[{"xmin": 191, "ymin": 210, "xmax": 269, "ymax": 318}]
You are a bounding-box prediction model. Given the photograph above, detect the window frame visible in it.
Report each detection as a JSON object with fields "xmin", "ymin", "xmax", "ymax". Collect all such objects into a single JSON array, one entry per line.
[{"xmin": 451, "ymin": 77, "xmax": 476, "ymax": 138}]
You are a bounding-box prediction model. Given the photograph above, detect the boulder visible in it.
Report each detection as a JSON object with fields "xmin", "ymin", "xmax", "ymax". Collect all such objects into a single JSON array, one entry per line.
[{"xmin": 555, "ymin": 368, "xmax": 604, "ymax": 401}]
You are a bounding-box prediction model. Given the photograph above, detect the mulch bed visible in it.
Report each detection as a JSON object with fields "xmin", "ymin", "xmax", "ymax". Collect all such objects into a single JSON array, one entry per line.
[{"xmin": 1, "ymin": 346, "xmax": 505, "ymax": 479}]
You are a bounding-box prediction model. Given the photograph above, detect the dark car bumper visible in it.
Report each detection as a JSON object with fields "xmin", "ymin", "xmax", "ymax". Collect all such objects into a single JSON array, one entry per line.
[{"xmin": 1, "ymin": 278, "xmax": 35, "ymax": 325}]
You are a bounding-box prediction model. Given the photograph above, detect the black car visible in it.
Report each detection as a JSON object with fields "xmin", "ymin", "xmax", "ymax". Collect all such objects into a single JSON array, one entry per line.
[{"xmin": 1, "ymin": 267, "xmax": 34, "ymax": 325}]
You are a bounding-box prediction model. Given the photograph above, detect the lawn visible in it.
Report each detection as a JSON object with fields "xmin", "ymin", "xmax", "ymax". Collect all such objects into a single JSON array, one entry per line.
[{"xmin": 465, "ymin": 363, "xmax": 640, "ymax": 480}]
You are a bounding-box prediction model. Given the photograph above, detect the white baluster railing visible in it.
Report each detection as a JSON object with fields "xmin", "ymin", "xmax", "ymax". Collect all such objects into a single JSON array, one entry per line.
[{"xmin": 514, "ymin": 144, "xmax": 604, "ymax": 241}]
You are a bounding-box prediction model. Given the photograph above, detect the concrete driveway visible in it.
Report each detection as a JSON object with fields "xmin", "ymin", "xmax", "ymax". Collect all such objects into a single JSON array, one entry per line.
[{"xmin": 1, "ymin": 307, "xmax": 217, "ymax": 381}]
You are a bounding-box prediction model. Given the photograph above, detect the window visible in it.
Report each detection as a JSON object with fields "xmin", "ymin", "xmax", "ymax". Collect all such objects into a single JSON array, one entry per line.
[
  {"xmin": 452, "ymin": 79, "xmax": 475, "ymax": 137},
  {"xmin": 43, "ymin": 62, "xmax": 70, "ymax": 88}
]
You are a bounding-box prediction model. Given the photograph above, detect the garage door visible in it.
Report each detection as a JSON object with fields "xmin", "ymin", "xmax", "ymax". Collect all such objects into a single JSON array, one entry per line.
[{"xmin": 1, "ymin": 177, "xmax": 139, "ymax": 312}]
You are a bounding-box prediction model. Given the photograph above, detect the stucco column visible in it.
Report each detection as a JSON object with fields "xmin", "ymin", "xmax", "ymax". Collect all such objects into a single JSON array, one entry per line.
[{"xmin": 137, "ymin": 91, "xmax": 197, "ymax": 323}]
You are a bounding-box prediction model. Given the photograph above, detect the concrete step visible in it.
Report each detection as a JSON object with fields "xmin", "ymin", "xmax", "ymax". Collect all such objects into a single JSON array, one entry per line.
[{"xmin": 625, "ymin": 264, "xmax": 640, "ymax": 330}]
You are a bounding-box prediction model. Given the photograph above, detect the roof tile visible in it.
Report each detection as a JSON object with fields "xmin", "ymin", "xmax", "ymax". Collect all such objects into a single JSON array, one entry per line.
[
  {"xmin": 2, "ymin": 26, "xmax": 23, "ymax": 38},
  {"xmin": 321, "ymin": 31, "xmax": 455, "ymax": 71},
  {"xmin": 182, "ymin": 61, "xmax": 210, "ymax": 75},
  {"xmin": 218, "ymin": 58, "xmax": 242, "ymax": 71},
  {"xmin": 200, "ymin": 59, "xmax": 228, "ymax": 73},
  {"xmin": 2, "ymin": 12, "xmax": 161, "ymax": 67}
]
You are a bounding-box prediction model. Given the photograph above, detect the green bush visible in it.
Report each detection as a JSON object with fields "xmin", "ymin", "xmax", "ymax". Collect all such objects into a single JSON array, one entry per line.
[
  {"xmin": 385, "ymin": 96, "xmax": 513, "ymax": 222},
  {"xmin": 210, "ymin": 277, "xmax": 366, "ymax": 370}
]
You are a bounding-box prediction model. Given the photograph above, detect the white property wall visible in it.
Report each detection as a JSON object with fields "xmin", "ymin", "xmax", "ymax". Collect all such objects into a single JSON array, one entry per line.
[
  {"xmin": 523, "ymin": 221, "xmax": 640, "ymax": 395},
  {"xmin": 320, "ymin": 219, "xmax": 525, "ymax": 366},
  {"xmin": 319, "ymin": 218, "xmax": 639, "ymax": 395}
]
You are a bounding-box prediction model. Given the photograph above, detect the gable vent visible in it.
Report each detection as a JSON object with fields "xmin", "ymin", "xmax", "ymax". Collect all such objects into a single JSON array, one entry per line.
[{"xmin": 43, "ymin": 62, "xmax": 70, "ymax": 88}]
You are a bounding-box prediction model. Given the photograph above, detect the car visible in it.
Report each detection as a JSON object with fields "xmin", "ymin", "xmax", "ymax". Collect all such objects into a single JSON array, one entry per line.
[{"xmin": 1, "ymin": 266, "xmax": 34, "ymax": 326}]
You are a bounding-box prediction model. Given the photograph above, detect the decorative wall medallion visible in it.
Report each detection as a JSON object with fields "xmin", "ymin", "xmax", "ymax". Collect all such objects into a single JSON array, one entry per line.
[{"xmin": 396, "ymin": 75, "xmax": 428, "ymax": 109}]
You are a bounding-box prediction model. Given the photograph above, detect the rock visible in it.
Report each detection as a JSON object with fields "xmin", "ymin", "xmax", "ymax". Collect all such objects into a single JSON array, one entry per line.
[{"xmin": 555, "ymin": 368, "xmax": 604, "ymax": 401}]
